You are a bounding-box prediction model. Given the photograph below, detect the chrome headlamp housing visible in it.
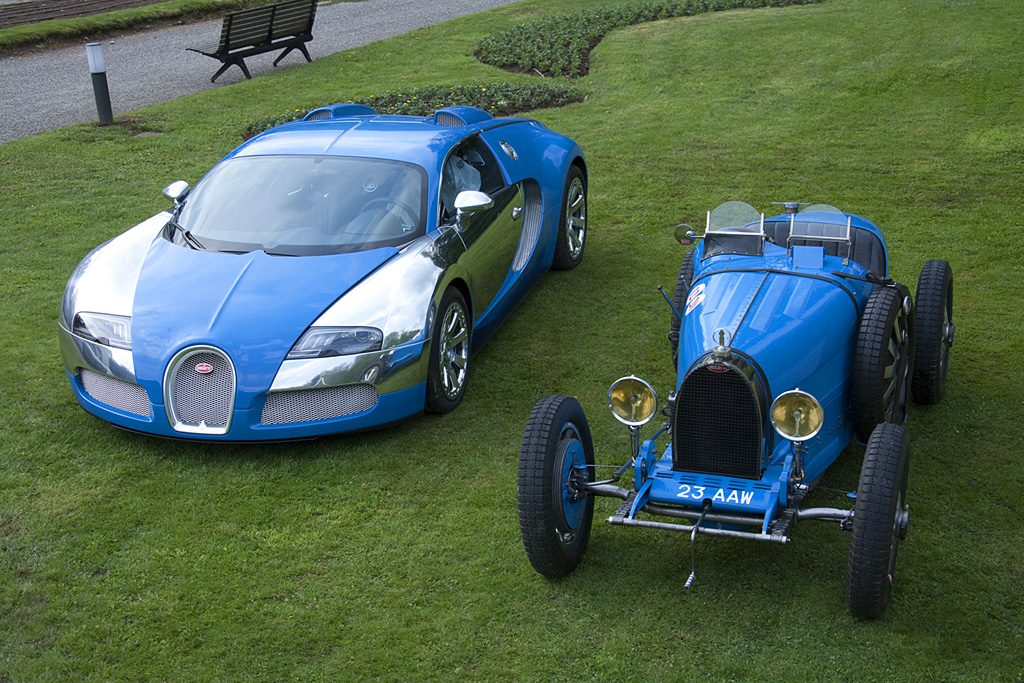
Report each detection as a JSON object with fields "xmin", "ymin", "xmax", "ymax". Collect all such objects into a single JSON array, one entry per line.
[
  {"xmin": 770, "ymin": 389, "xmax": 824, "ymax": 442},
  {"xmin": 608, "ymin": 375, "xmax": 658, "ymax": 427}
]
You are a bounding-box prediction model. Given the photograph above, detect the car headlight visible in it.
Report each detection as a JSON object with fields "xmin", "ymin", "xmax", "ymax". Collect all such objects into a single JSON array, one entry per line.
[
  {"xmin": 286, "ymin": 326, "xmax": 383, "ymax": 359},
  {"xmin": 770, "ymin": 390, "xmax": 824, "ymax": 441},
  {"xmin": 608, "ymin": 375, "xmax": 658, "ymax": 427},
  {"xmin": 72, "ymin": 312, "xmax": 132, "ymax": 350}
]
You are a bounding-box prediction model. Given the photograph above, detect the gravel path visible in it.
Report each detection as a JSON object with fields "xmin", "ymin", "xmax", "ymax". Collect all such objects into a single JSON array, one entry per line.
[{"xmin": 0, "ymin": 0, "xmax": 523, "ymax": 144}]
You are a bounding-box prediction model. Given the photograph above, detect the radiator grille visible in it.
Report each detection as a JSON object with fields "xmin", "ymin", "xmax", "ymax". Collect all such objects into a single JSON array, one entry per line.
[
  {"xmin": 261, "ymin": 384, "xmax": 379, "ymax": 424},
  {"xmin": 672, "ymin": 363, "xmax": 764, "ymax": 479},
  {"xmin": 166, "ymin": 348, "xmax": 235, "ymax": 432},
  {"xmin": 80, "ymin": 369, "xmax": 150, "ymax": 417}
]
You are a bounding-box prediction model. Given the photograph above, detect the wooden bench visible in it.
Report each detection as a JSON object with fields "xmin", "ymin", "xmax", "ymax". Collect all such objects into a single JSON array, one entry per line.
[{"xmin": 187, "ymin": 0, "xmax": 318, "ymax": 83}]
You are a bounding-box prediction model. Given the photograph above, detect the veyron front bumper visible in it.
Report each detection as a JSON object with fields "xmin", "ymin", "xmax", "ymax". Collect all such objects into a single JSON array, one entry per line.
[{"xmin": 59, "ymin": 323, "xmax": 430, "ymax": 440}]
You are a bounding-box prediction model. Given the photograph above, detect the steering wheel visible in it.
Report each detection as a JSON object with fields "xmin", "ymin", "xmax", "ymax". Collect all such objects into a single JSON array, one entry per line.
[{"xmin": 362, "ymin": 197, "xmax": 418, "ymax": 232}]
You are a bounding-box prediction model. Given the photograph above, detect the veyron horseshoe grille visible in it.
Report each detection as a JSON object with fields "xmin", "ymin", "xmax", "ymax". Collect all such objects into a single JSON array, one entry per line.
[
  {"xmin": 672, "ymin": 355, "xmax": 768, "ymax": 480},
  {"xmin": 164, "ymin": 346, "xmax": 235, "ymax": 435}
]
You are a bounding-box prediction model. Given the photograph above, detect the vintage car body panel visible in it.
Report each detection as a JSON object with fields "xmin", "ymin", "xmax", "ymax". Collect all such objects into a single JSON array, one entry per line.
[{"xmin": 60, "ymin": 106, "xmax": 586, "ymax": 440}]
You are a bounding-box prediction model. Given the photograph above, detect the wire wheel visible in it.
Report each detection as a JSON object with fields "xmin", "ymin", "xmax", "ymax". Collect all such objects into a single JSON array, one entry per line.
[{"xmin": 852, "ymin": 285, "xmax": 914, "ymax": 443}]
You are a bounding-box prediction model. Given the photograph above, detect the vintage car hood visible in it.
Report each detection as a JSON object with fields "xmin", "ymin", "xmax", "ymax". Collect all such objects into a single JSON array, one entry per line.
[
  {"xmin": 680, "ymin": 267, "xmax": 864, "ymax": 396},
  {"xmin": 130, "ymin": 238, "xmax": 398, "ymax": 398}
]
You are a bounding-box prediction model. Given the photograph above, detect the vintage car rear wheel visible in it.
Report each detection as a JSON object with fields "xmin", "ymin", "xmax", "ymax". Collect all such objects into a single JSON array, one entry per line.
[
  {"xmin": 553, "ymin": 166, "xmax": 587, "ymax": 270},
  {"xmin": 847, "ymin": 422, "xmax": 910, "ymax": 619},
  {"xmin": 425, "ymin": 288, "xmax": 471, "ymax": 414},
  {"xmin": 668, "ymin": 250, "xmax": 695, "ymax": 367},
  {"xmin": 911, "ymin": 260, "xmax": 954, "ymax": 405},
  {"xmin": 852, "ymin": 285, "xmax": 914, "ymax": 442},
  {"xmin": 517, "ymin": 395, "xmax": 595, "ymax": 578}
]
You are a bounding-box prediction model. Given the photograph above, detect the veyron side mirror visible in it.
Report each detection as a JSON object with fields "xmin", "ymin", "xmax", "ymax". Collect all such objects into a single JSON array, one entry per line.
[
  {"xmin": 162, "ymin": 180, "xmax": 190, "ymax": 205},
  {"xmin": 675, "ymin": 223, "xmax": 697, "ymax": 246},
  {"xmin": 454, "ymin": 190, "xmax": 494, "ymax": 229}
]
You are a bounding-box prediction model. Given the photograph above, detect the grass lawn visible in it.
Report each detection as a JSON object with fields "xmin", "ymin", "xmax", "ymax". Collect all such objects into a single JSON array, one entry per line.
[{"xmin": 2, "ymin": 0, "xmax": 1022, "ymax": 679}]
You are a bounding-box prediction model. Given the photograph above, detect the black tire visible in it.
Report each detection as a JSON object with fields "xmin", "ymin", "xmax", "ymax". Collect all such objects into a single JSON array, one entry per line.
[
  {"xmin": 911, "ymin": 260, "xmax": 954, "ymax": 405},
  {"xmin": 552, "ymin": 166, "xmax": 587, "ymax": 270},
  {"xmin": 668, "ymin": 250, "xmax": 695, "ymax": 367},
  {"xmin": 852, "ymin": 285, "xmax": 914, "ymax": 443},
  {"xmin": 425, "ymin": 288, "xmax": 471, "ymax": 414},
  {"xmin": 517, "ymin": 395, "xmax": 595, "ymax": 578},
  {"xmin": 847, "ymin": 422, "xmax": 910, "ymax": 619}
]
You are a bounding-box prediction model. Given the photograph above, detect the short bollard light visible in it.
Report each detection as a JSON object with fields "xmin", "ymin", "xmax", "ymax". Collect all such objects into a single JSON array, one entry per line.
[{"xmin": 86, "ymin": 42, "xmax": 114, "ymax": 125}]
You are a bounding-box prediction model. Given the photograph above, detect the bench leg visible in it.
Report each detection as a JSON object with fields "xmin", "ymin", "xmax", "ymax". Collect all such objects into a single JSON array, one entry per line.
[
  {"xmin": 211, "ymin": 57, "xmax": 251, "ymax": 83},
  {"xmin": 273, "ymin": 43, "xmax": 313, "ymax": 67}
]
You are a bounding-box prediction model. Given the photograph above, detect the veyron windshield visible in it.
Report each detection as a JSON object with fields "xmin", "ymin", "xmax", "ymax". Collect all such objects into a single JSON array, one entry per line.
[{"xmin": 171, "ymin": 155, "xmax": 428, "ymax": 256}]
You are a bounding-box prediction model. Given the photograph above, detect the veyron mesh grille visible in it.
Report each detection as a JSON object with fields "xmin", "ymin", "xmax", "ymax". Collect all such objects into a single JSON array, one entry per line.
[
  {"xmin": 80, "ymin": 369, "xmax": 150, "ymax": 417},
  {"xmin": 672, "ymin": 364, "xmax": 763, "ymax": 479},
  {"xmin": 169, "ymin": 350, "xmax": 234, "ymax": 428},
  {"xmin": 306, "ymin": 109, "xmax": 332, "ymax": 121},
  {"xmin": 435, "ymin": 112, "xmax": 465, "ymax": 127},
  {"xmin": 261, "ymin": 384, "xmax": 379, "ymax": 425}
]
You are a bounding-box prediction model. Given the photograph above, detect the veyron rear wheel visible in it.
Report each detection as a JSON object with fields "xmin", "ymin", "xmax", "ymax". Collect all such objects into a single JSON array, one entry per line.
[
  {"xmin": 852, "ymin": 285, "xmax": 914, "ymax": 443},
  {"xmin": 553, "ymin": 166, "xmax": 587, "ymax": 270},
  {"xmin": 517, "ymin": 395, "xmax": 595, "ymax": 578},
  {"xmin": 847, "ymin": 422, "xmax": 910, "ymax": 619},
  {"xmin": 911, "ymin": 260, "xmax": 954, "ymax": 405}
]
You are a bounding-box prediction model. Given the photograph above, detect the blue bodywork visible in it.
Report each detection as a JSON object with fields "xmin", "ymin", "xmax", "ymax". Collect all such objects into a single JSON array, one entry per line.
[
  {"xmin": 624, "ymin": 206, "xmax": 889, "ymax": 535},
  {"xmin": 59, "ymin": 105, "xmax": 586, "ymax": 440}
]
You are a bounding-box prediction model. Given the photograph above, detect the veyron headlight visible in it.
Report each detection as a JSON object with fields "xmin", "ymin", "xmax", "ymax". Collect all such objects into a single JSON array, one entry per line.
[
  {"xmin": 286, "ymin": 326, "xmax": 383, "ymax": 359},
  {"xmin": 608, "ymin": 375, "xmax": 658, "ymax": 427},
  {"xmin": 72, "ymin": 312, "xmax": 132, "ymax": 350},
  {"xmin": 770, "ymin": 390, "xmax": 824, "ymax": 441}
]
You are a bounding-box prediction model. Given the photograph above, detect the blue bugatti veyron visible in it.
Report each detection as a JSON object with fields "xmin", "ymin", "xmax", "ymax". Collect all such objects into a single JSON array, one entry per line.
[{"xmin": 59, "ymin": 104, "xmax": 587, "ymax": 440}]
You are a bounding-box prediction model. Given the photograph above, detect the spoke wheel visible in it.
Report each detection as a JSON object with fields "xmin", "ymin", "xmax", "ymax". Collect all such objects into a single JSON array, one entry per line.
[
  {"xmin": 553, "ymin": 166, "xmax": 587, "ymax": 270},
  {"xmin": 852, "ymin": 285, "xmax": 914, "ymax": 443},
  {"xmin": 911, "ymin": 260, "xmax": 954, "ymax": 405},
  {"xmin": 425, "ymin": 288, "xmax": 470, "ymax": 414},
  {"xmin": 847, "ymin": 422, "xmax": 910, "ymax": 619},
  {"xmin": 517, "ymin": 395, "xmax": 595, "ymax": 578}
]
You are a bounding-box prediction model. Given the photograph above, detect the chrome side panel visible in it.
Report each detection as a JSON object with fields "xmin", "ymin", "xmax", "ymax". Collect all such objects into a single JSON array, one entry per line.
[
  {"xmin": 270, "ymin": 229, "xmax": 468, "ymax": 394},
  {"xmin": 60, "ymin": 214, "xmax": 166, "ymax": 329}
]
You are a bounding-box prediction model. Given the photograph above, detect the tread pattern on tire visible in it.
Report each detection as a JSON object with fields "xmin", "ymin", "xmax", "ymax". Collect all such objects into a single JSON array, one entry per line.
[
  {"xmin": 517, "ymin": 395, "xmax": 594, "ymax": 578},
  {"xmin": 847, "ymin": 422, "xmax": 909, "ymax": 619},
  {"xmin": 852, "ymin": 285, "xmax": 909, "ymax": 443},
  {"xmin": 911, "ymin": 259, "xmax": 953, "ymax": 405},
  {"xmin": 668, "ymin": 250, "xmax": 695, "ymax": 367}
]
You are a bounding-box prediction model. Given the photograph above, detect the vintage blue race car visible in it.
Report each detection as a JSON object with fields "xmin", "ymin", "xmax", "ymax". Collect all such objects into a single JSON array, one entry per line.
[
  {"xmin": 517, "ymin": 201, "xmax": 954, "ymax": 619},
  {"xmin": 59, "ymin": 104, "xmax": 587, "ymax": 440}
]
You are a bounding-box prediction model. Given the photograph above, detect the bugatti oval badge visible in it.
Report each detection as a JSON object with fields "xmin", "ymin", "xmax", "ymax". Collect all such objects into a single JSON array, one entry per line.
[{"xmin": 195, "ymin": 362, "xmax": 214, "ymax": 374}]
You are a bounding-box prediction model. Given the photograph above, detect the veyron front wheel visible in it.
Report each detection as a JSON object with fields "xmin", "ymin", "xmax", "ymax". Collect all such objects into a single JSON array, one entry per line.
[
  {"xmin": 911, "ymin": 260, "xmax": 954, "ymax": 405},
  {"xmin": 425, "ymin": 288, "xmax": 471, "ymax": 414},
  {"xmin": 553, "ymin": 166, "xmax": 587, "ymax": 270},
  {"xmin": 852, "ymin": 285, "xmax": 914, "ymax": 443},
  {"xmin": 517, "ymin": 395, "xmax": 595, "ymax": 578},
  {"xmin": 847, "ymin": 422, "xmax": 910, "ymax": 619}
]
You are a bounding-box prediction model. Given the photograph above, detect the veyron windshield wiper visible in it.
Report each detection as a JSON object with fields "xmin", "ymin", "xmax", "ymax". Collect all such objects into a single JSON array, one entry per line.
[{"xmin": 168, "ymin": 220, "xmax": 206, "ymax": 250}]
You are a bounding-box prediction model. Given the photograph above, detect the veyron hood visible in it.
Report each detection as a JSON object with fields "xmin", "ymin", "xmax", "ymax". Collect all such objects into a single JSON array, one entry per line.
[{"xmin": 67, "ymin": 224, "xmax": 399, "ymax": 408}]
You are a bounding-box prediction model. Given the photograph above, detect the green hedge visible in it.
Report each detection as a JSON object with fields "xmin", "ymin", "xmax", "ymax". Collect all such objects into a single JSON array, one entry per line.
[
  {"xmin": 476, "ymin": 0, "xmax": 825, "ymax": 78},
  {"xmin": 245, "ymin": 81, "xmax": 584, "ymax": 138}
]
